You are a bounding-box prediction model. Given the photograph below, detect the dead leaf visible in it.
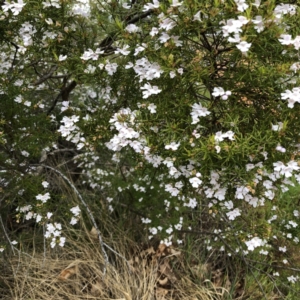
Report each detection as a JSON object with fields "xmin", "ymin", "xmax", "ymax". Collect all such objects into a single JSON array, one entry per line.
[
  {"xmin": 90, "ymin": 226, "xmax": 98, "ymax": 239},
  {"xmin": 159, "ymin": 261, "xmax": 177, "ymax": 283},
  {"xmin": 157, "ymin": 244, "xmax": 168, "ymax": 257},
  {"xmin": 58, "ymin": 266, "xmax": 77, "ymax": 280}
]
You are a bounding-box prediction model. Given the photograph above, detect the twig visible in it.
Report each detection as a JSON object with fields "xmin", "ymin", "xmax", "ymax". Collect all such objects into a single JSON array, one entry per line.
[
  {"xmin": 37, "ymin": 164, "xmax": 131, "ymax": 274},
  {"xmin": 47, "ymin": 80, "xmax": 77, "ymax": 115},
  {"xmin": 0, "ymin": 215, "xmax": 15, "ymax": 255},
  {"xmin": 33, "ymin": 65, "xmax": 58, "ymax": 86},
  {"xmin": 38, "ymin": 164, "xmax": 109, "ymax": 274}
]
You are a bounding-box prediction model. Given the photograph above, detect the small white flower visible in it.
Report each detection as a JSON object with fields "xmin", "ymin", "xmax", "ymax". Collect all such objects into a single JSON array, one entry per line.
[
  {"xmin": 287, "ymin": 275, "xmax": 298, "ymax": 283},
  {"xmin": 125, "ymin": 24, "xmax": 140, "ymax": 33},
  {"xmin": 122, "ymin": 2, "xmax": 131, "ymax": 9},
  {"xmin": 236, "ymin": 41, "xmax": 252, "ymax": 53},
  {"xmin": 245, "ymin": 237, "xmax": 265, "ymax": 251},
  {"xmin": 14, "ymin": 95, "xmax": 22, "ymax": 103},
  {"xmin": 59, "ymin": 237, "xmax": 66, "ymax": 247},
  {"xmin": 36, "ymin": 192, "xmax": 51, "ymax": 203},
  {"xmin": 45, "ymin": 18, "xmax": 53, "ymax": 25},
  {"xmin": 147, "ymin": 103, "xmax": 157, "ymax": 113},
  {"xmin": 70, "ymin": 205, "xmax": 81, "ymax": 217},
  {"xmin": 165, "ymin": 142, "xmax": 180, "ymax": 151},
  {"xmin": 279, "ymin": 246, "xmax": 287, "ymax": 252},
  {"xmin": 189, "ymin": 177, "xmax": 202, "ymax": 188},
  {"xmin": 58, "ymin": 54, "xmax": 67, "ymax": 61},
  {"xmin": 21, "ymin": 150, "xmax": 29, "ymax": 157},
  {"xmin": 70, "ymin": 217, "xmax": 78, "ymax": 225},
  {"xmin": 42, "ymin": 181, "xmax": 49, "ymax": 188},
  {"xmin": 193, "ymin": 11, "xmax": 201, "ymax": 22}
]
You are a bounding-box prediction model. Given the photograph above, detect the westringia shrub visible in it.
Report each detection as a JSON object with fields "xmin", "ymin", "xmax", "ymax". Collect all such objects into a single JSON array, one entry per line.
[{"xmin": 1, "ymin": 0, "xmax": 300, "ymax": 284}]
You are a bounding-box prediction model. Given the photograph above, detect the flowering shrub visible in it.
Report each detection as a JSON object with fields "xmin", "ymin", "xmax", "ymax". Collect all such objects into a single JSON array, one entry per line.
[{"xmin": 1, "ymin": 0, "xmax": 300, "ymax": 285}]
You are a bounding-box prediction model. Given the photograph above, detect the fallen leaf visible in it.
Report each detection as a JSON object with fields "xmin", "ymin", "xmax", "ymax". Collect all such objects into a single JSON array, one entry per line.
[{"xmin": 58, "ymin": 266, "xmax": 77, "ymax": 280}]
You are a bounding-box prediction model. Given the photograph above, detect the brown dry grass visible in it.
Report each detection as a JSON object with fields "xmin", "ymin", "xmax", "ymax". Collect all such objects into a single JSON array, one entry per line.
[{"xmin": 0, "ymin": 218, "xmax": 227, "ymax": 300}]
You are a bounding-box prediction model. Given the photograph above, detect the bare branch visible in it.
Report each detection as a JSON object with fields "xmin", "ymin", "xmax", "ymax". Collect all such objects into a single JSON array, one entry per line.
[{"xmin": 33, "ymin": 65, "xmax": 58, "ymax": 86}]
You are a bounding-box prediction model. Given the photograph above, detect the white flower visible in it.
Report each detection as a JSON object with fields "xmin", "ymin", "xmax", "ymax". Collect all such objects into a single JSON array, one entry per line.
[
  {"xmin": 147, "ymin": 103, "xmax": 157, "ymax": 113},
  {"xmin": 170, "ymin": 71, "xmax": 176, "ymax": 78},
  {"xmin": 141, "ymin": 217, "xmax": 151, "ymax": 224},
  {"xmin": 115, "ymin": 45, "xmax": 130, "ymax": 56},
  {"xmin": 221, "ymin": 18, "xmax": 247, "ymax": 37},
  {"xmin": 170, "ymin": 0, "xmax": 182, "ymax": 7},
  {"xmin": 226, "ymin": 208, "xmax": 241, "ymax": 220},
  {"xmin": 166, "ymin": 227, "xmax": 173, "ymax": 234},
  {"xmin": 141, "ymin": 83, "xmax": 162, "ymax": 98},
  {"xmin": 279, "ymin": 246, "xmax": 287, "ymax": 252},
  {"xmin": 150, "ymin": 27, "xmax": 159, "ymax": 36},
  {"xmin": 234, "ymin": 0, "xmax": 248, "ymax": 12},
  {"xmin": 70, "ymin": 205, "xmax": 81, "ymax": 216},
  {"xmin": 189, "ymin": 177, "xmax": 202, "ymax": 188},
  {"xmin": 59, "ymin": 236, "xmax": 66, "ymax": 247},
  {"xmin": 42, "ymin": 181, "xmax": 49, "ymax": 188},
  {"xmin": 165, "ymin": 142, "xmax": 180, "ymax": 151},
  {"xmin": 143, "ymin": 0, "xmax": 159, "ymax": 11},
  {"xmin": 190, "ymin": 103, "xmax": 211, "ymax": 124},
  {"xmin": 193, "ymin": 11, "xmax": 201, "ymax": 22},
  {"xmin": 292, "ymin": 36, "xmax": 300, "ymax": 50},
  {"xmin": 84, "ymin": 65, "xmax": 96, "ymax": 74},
  {"xmin": 236, "ymin": 41, "xmax": 252, "ymax": 53},
  {"xmin": 281, "ymin": 87, "xmax": 300, "ymax": 108},
  {"xmin": 271, "ymin": 122, "xmax": 283, "ymax": 131},
  {"xmin": 252, "ymin": 15, "xmax": 264, "ymax": 33},
  {"xmin": 215, "ymin": 145, "xmax": 221, "ymax": 153},
  {"xmin": 212, "ymin": 87, "xmax": 232, "ymax": 100},
  {"xmin": 45, "ymin": 18, "xmax": 53, "ymax": 25},
  {"xmin": 289, "ymin": 220, "xmax": 298, "ymax": 228},
  {"xmin": 80, "ymin": 48, "xmax": 103, "ymax": 61},
  {"xmin": 36, "ymin": 192, "xmax": 51, "ymax": 203},
  {"xmin": 287, "ymin": 275, "xmax": 298, "ymax": 283},
  {"xmin": 70, "ymin": 217, "xmax": 78, "ymax": 225},
  {"xmin": 122, "ymin": 2, "xmax": 131, "ymax": 9},
  {"xmin": 21, "ymin": 150, "xmax": 29, "ymax": 157},
  {"xmin": 228, "ymin": 34, "xmax": 241, "ymax": 43},
  {"xmin": 276, "ymin": 145, "xmax": 286, "ymax": 153},
  {"xmin": 58, "ymin": 54, "xmax": 67, "ymax": 61},
  {"xmin": 159, "ymin": 32, "xmax": 170, "ymax": 43},
  {"xmin": 278, "ymin": 34, "xmax": 293, "ymax": 45},
  {"xmin": 224, "ymin": 201, "xmax": 234, "ymax": 209},
  {"xmin": 245, "ymin": 237, "xmax": 265, "ymax": 251},
  {"xmin": 14, "ymin": 95, "xmax": 22, "ymax": 103},
  {"xmin": 105, "ymin": 61, "xmax": 118, "ymax": 75},
  {"xmin": 35, "ymin": 214, "xmax": 42, "ymax": 223},
  {"xmin": 2, "ymin": 0, "xmax": 26, "ymax": 15},
  {"xmin": 125, "ymin": 24, "xmax": 140, "ymax": 33}
]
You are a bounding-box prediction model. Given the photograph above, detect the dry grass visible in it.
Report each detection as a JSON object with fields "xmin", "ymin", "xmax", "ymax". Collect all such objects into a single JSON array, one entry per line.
[{"xmin": 0, "ymin": 218, "xmax": 227, "ymax": 300}]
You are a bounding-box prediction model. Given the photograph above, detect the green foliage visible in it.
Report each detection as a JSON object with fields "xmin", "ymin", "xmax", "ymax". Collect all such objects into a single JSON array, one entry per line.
[{"xmin": 1, "ymin": 0, "xmax": 300, "ymax": 295}]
